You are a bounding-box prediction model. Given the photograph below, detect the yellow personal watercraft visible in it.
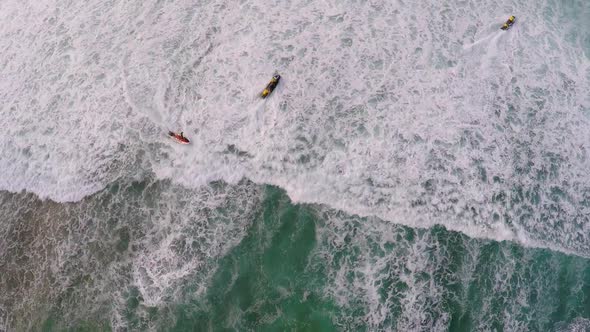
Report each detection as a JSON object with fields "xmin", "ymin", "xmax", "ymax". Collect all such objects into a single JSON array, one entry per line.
[
  {"xmin": 501, "ymin": 15, "xmax": 516, "ymax": 30},
  {"xmin": 261, "ymin": 74, "xmax": 281, "ymax": 98}
]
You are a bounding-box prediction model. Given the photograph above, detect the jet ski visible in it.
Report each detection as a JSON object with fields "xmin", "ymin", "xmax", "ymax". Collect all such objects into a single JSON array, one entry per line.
[
  {"xmin": 261, "ymin": 74, "xmax": 281, "ymax": 98},
  {"xmin": 168, "ymin": 131, "xmax": 190, "ymax": 144},
  {"xmin": 500, "ymin": 16, "xmax": 516, "ymax": 30}
]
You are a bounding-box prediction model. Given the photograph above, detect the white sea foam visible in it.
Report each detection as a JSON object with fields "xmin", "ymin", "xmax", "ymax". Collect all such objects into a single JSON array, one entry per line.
[
  {"xmin": 0, "ymin": 179, "xmax": 262, "ymax": 330},
  {"xmin": 313, "ymin": 206, "xmax": 590, "ymax": 331},
  {"xmin": 0, "ymin": 0, "xmax": 589, "ymax": 257}
]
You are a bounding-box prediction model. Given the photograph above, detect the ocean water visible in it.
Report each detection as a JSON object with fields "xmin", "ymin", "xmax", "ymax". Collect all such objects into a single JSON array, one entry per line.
[{"xmin": 0, "ymin": 0, "xmax": 589, "ymax": 330}]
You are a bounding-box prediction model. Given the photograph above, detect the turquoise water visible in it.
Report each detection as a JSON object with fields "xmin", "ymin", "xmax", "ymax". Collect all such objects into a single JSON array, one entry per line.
[
  {"xmin": 2, "ymin": 183, "xmax": 589, "ymax": 330},
  {"xmin": 173, "ymin": 187, "xmax": 590, "ymax": 331},
  {"xmin": 1, "ymin": 0, "xmax": 589, "ymax": 330}
]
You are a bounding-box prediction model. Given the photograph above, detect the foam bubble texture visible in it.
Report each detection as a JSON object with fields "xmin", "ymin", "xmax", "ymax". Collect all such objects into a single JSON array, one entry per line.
[
  {"xmin": 0, "ymin": 179, "xmax": 262, "ymax": 330},
  {"xmin": 312, "ymin": 207, "xmax": 590, "ymax": 331},
  {"xmin": 0, "ymin": 0, "xmax": 589, "ymax": 254}
]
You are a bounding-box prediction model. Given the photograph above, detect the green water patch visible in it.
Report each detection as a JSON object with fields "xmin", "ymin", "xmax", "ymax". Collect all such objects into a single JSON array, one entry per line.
[
  {"xmin": 171, "ymin": 186, "xmax": 339, "ymax": 331},
  {"xmin": 11, "ymin": 183, "xmax": 590, "ymax": 331},
  {"xmin": 168, "ymin": 186, "xmax": 590, "ymax": 331}
]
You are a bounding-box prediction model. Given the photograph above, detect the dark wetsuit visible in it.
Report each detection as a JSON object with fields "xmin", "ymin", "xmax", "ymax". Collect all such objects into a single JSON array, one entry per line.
[{"xmin": 267, "ymin": 76, "xmax": 280, "ymax": 91}]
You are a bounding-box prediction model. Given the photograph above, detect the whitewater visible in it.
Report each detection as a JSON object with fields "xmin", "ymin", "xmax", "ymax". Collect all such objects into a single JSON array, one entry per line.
[
  {"xmin": 0, "ymin": 0, "xmax": 589, "ymax": 330},
  {"xmin": 2, "ymin": 0, "xmax": 588, "ymax": 253}
]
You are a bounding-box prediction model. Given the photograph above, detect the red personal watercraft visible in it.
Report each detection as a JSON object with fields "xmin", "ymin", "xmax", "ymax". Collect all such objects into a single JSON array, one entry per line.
[{"xmin": 168, "ymin": 131, "xmax": 190, "ymax": 144}]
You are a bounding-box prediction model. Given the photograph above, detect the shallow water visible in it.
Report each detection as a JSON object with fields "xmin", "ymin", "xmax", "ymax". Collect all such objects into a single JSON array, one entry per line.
[
  {"xmin": 1, "ymin": 184, "xmax": 589, "ymax": 330},
  {"xmin": 0, "ymin": 0, "xmax": 589, "ymax": 330}
]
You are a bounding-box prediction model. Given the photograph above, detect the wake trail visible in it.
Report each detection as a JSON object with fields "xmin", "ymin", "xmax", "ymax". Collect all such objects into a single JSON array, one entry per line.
[{"xmin": 463, "ymin": 33, "xmax": 495, "ymax": 51}]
